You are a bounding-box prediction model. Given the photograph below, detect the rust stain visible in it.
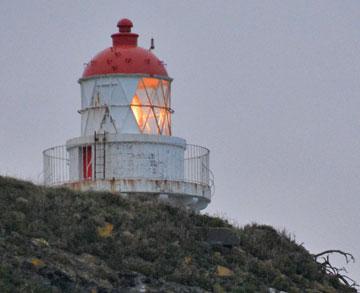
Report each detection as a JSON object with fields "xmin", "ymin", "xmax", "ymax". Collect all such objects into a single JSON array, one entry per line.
[{"xmin": 110, "ymin": 177, "xmax": 116, "ymax": 193}]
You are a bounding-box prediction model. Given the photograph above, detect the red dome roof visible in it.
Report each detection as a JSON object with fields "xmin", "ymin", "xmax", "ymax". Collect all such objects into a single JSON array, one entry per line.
[{"xmin": 82, "ymin": 19, "xmax": 168, "ymax": 78}]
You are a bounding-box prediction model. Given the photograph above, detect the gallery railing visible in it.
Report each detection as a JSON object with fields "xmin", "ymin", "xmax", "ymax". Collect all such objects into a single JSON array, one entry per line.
[{"xmin": 43, "ymin": 143, "xmax": 214, "ymax": 195}]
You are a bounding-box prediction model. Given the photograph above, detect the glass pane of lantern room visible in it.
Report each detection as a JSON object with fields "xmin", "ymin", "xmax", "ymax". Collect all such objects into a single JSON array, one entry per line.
[
  {"xmin": 131, "ymin": 78, "xmax": 171, "ymax": 135},
  {"xmin": 162, "ymin": 112, "xmax": 171, "ymax": 136},
  {"xmin": 131, "ymin": 96, "xmax": 151, "ymax": 132},
  {"xmin": 135, "ymin": 87, "xmax": 148, "ymax": 106},
  {"xmin": 153, "ymin": 80, "xmax": 164, "ymax": 107},
  {"xmin": 162, "ymin": 80, "xmax": 170, "ymax": 107},
  {"xmin": 154, "ymin": 107, "xmax": 166, "ymax": 134},
  {"xmin": 143, "ymin": 109, "xmax": 159, "ymax": 134},
  {"xmin": 142, "ymin": 78, "xmax": 159, "ymax": 101}
]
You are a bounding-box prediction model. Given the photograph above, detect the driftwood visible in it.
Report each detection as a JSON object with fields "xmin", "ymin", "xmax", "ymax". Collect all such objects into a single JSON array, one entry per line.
[{"xmin": 313, "ymin": 250, "xmax": 358, "ymax": 289}]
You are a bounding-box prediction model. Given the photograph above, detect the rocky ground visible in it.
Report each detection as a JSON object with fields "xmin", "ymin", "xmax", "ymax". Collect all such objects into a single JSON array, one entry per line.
[{"xmin": 0, "ymin": 176, "xmax": 356, "ymax": 292}]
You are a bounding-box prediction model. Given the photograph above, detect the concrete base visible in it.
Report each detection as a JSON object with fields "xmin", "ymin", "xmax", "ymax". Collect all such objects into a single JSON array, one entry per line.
[{"xmin": 65, "ymin": 178, "xmax": 210, "ymax": 211}]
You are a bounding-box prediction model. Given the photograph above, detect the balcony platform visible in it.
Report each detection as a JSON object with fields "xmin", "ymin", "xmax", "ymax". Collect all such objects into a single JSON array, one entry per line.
[{"xmin": 43, "ymin": 134, "xmax": 213, "ymax": 211}]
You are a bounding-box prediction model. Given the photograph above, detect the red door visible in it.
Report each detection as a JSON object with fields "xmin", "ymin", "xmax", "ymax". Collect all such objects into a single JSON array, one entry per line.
[{"xmin": 82, "ymin": 146, "xmax": 92, "ymax": 180}]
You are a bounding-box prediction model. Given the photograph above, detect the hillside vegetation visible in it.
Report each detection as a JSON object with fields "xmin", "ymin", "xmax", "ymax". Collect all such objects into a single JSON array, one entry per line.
[{"xmin": 0, "ymin": 176, "xmax": 356, "ymax": 292}]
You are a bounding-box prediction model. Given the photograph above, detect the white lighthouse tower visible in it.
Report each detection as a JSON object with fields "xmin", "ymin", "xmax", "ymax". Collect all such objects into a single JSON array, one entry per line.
[{"xmin": 43, "ymin": 19, "xmax": 213, "ymax": 211}]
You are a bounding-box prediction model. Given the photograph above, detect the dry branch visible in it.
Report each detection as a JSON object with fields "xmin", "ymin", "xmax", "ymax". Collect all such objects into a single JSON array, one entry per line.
[{"xmin": 313, "ymin": 249, "xmax": 358, "ymax": 289}]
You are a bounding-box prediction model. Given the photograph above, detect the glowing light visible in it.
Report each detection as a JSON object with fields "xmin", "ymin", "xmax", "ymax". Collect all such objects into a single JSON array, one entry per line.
[
  {"xmin": 130, "ymin": 78, "xmax": 171, "ymax": 135},
  {"xmin": 131, "ymin": 95, "xmax": 147, "ymax": 131}
]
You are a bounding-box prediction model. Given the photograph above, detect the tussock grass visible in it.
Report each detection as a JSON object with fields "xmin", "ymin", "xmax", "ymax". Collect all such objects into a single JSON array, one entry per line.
[{"xmin": 0, "ymin": 176, "xmax": 355, "ymax": 292}]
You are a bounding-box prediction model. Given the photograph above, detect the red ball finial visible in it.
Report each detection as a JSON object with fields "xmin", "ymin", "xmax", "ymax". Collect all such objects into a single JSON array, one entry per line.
[{"xmin": 117, "ymin": 18, "xmax": 133, "ymax": 33}]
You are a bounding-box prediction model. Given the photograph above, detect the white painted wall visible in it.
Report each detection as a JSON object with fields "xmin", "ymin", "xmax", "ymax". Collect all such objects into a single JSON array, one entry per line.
[{"xmin": 66, "ymin": 133, "xmax": 186, "ymax": 182}]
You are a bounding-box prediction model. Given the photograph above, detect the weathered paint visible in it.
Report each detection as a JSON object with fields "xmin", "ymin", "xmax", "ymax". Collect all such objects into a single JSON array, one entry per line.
[
  {"xmin": 65, "ymin": 178, "xmax": 210, "ymax": 211},
  {"xmin": 67, "ymin": 134, "xmax": 185, "ymax": 182}
]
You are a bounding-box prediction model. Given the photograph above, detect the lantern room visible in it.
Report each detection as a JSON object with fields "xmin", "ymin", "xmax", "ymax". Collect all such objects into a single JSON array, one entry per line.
[
  {"xmin": 79, "ymin": 19, "xmax": 172, "ymax": 137},
  {"xmin": 43, "ymin": 18, "xmax": 214, "ymax": 211},
  {"xmin": 79, "ymin": 76, "xmax": 172, "ymax": 136}
]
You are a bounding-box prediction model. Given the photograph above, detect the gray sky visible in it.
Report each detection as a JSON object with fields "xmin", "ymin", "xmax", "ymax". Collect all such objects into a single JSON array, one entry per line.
[{"xmin": 0, "ymin": 0, "xmax": 359, "ymax": 283}]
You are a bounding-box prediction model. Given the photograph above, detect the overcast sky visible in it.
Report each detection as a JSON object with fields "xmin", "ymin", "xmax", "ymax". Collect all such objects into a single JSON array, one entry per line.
[{"xmin": 0, "ymin": 0, "xmax": 359, "ymax": 283}]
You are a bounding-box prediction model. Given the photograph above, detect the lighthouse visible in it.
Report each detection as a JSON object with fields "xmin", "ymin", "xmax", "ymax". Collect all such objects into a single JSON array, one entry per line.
[{"xmin": 43, "ymin": 19, "xmax": 213, "ymax": 211}]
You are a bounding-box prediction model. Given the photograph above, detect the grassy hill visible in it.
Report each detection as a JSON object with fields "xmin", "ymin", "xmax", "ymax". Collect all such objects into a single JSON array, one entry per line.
[{"xmin": 0, "ymin": 176, "xmax": 356, "ymax": 292}]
